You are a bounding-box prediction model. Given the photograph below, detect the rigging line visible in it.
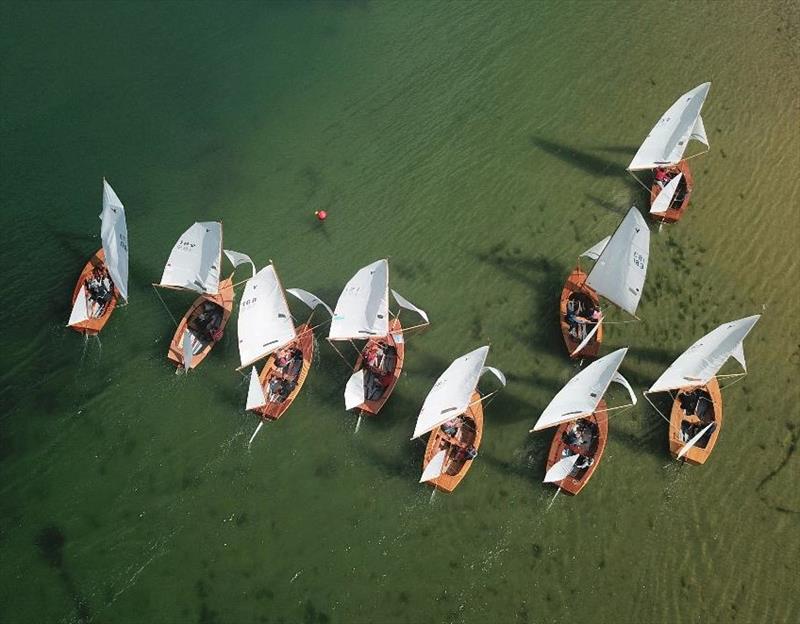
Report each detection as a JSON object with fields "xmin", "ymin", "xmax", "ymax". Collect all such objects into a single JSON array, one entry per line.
[
  {"xmin": 719, "ymin": 374, "xmax": 747, "ymax": 391},
  {"xmin": 152, "ymin": 285, "xmax": 179, "ymax": 328},
  {"xmin": 627, "ymin": 170, "xmax": 653, "ymax": 194},
  {"xmin": 643, "ymin": 391, "xmax": 671, "ymax": 424}
]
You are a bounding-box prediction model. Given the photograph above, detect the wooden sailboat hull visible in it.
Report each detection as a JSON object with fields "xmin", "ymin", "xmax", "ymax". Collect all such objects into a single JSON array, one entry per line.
[
  {"xmin": 167, "ymin": 277, "xmax": 235, "ymax": 368},
  {"xmin": 253, "ymin": 324, "xmax": 315, "ymax": 421},
  {"xmin": 560, "ymin": 267, "xmax": 603, "ymax": 359},
  {"xmin": 668, "ymin": 377, "xmax": 723, "ymax": 465},
  {"xmin": 649, "ymin": 160, "xmax": 694, "ymax": 223},
  {"xmin": 423, "ymin": 391, "xmax": 484, "ymax": 493},
  {"xmin": 69, "ymin": 248, "xmax": 119, "ymax": 335},
  {"xmin": 544, "ymin": 401, "xmax": 608, "ymax": 495},
  {"xmin": 351, "ymin": 318, "xmax": 405, "ymax": 415}
]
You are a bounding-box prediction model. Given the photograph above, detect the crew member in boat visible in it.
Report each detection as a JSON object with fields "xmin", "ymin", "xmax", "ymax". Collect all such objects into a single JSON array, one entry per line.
[
  {"xmin": 575, "ymin": 455, "xmax": 594, "ymax": 470},
  {"xmin": 442, "ymin": 417, "xmax": 461, "ymax": 437},
  {"xmin": 654, "ymin": 167, "xmax": 674, "ymax": 188}
]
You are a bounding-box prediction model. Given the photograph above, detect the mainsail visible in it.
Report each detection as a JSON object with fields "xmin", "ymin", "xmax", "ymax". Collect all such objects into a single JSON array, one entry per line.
[
  {"xmin": 237, "ymin": 264, "xmax": 297, "ymax": 368},
  {"xmin": 628, "ymin": 82, "xmax": 711, "ymax": 171},
  {"xmin": 648, "ymin": 315, "xmax": 761, "ymax": 393},
  {"xmin": 531, "ymin": 348, "xmax": 629, "ymax": 431},
  {"xmin": 328, "ymin": 259, "xmax": 389, "ymax": 340},
  {"xmin": 100, "ymin": 179, "xmax": 129, "ymax": 301},
  {"xmin": 411, "ymin": 345, "xmax": 489, "ymax": 439},
  {"xmin": 159, "ymin": 222, "xmax": 222, "ymax": 294},
  {"xmin": 585, "ymin": 207, "xmax": 650, "ymax": 317}
]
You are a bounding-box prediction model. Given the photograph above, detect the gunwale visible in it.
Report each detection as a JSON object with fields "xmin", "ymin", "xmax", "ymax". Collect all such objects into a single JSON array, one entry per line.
[
  {"xmin": 253, "ymin": 323, "xmax": 315, "ymax": 421},
  {"xmin": 350, "ymin": 318, "xmax": 405, "ymax": 415},
  {"xmin": 167, "ymin": 277, "xmax": 235, "ymax": 369},
  {"xmin": 649, "ymin": 160, "xmax": 694, "ymax": 223},
  {"xmin": 69, "ymin": 248, "xmax": 119, "ymax": 335},
  {"xmin": 668, "ymin": 376, "xmax": 723, "ymax": 465},
  {"xmin": 560, "ymin": 267, "xmax": 603, "ymax": 359},
  {"xmin": 544, "ymin": 401, "xmax": 609, "ymax": 495},
  {"xmin": 422, "ymin": 391, "xmax": 484, "ymax": 493}
]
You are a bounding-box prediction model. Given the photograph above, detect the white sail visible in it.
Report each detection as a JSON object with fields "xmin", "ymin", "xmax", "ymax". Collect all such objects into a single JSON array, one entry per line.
[
  {"xmin": 648, "ymin": 315, "xmax": 760, "ymax": 393},
  {"xmin": 245, "ymin": 366, "xmax": 267, "ymax": 411},
  {"xmin": 531, "ymin": 348, "xmax": 628, "ymax": 431},
  {"xmin": 182, "ymin": 329, "xmax": 194, "ymax": 371},
  {"xmin": 67, "ymin": 285, "xmax": 90, "ymax": 326},
  {"xmin": 328, "ymin": 259, "xmax": 389, "ymax": 340},
  {"xmin": 411, "ymin": 346, "xmax": 489, "ymax": 439},
  {"xmin": 580, "ymin": 236, "xmax": 610, "ymax": 261},
  {"xmin": 420, "ymin": 449, "xmax": 448, "ymax": 483},
  {"xmin": 481, "ymin": 366, "xmax": 507, "ymax": 387},
  {"xmin": 650, "ymin": 173, "xmax": 684, "ymax": 215},
  {"xmin": 677, "ymin": 422, "xmax": 715, "ymax": 459},
  {"xmin": 543, "ymin": 454, "xmax": 579, "ymax": 484},
  {"xmin": 344, "ymin": 369, "xmax": 366, "ymax": 411},
  {"xmin": 237, "ymin": 265, "xmax": 296, "ymax": 368},
  {"xmin": 585, "ymin": 207, "xmax": 649, "ymax": 317},
  {"xmin": 223, "ymin": 249, "xmax": 255, "ymax": 278},
  {"xmin": 286, "ymin": 288, "xmax": 333, "ymax": 317},
  {"xmin": 391, "ymin": 289, "xmax": 429, "ymax": 324},
  {"xmin": 159, "ymin": 222, "xmax": 222, "ymax": 294},
  {"xmin": 100, "ymin": 179, "xmax": 129, "ymax": 301},
  {"xmin": 611, "ymin": 371, "xmax": 638, "ymax": 406},
  {"xmin": 690, "ymin": 114, "xmax": 708, "ymax": 146},
  {"xmin": 628, "ymin": 82, "xmax": 711, "ymax": 171},
  {"xmin": 570, "ymin": 315, "xmax": 603, "ymax": 357}
]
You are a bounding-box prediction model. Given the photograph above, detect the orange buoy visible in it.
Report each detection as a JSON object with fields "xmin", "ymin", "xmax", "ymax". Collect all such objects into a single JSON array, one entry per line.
[{"xmin": 315, "ymin": 210, "xmax": 327, "ymax": 221}]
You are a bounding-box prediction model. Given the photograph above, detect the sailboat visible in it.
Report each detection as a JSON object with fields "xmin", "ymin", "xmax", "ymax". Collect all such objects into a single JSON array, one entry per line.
[
  {"xmin": 155, "ymin": 221, "xmax": 246, "ymax": 370},
  {"xmin": 328, "ymin": 259, "xmax": 429, "ymax": 416},
  {"xmin": 237, "ymin": 263, "xmax": 331, "ymax": 443},
  {"xmin": 67, "ymin": 179, "xmax": 128, "ymax": 334},
  {"xmin": 644, "ymin": 315, "xmax": 760, "ymax": 465},
  {"xmin": 531, "ymin": 348, "xmax": 636, "ymax": 495},
  {"xmin": 412, "ymin": 346, "xmax": 505, "ymax": 493},
  {"xmin": 560, "ymin": 207, "xmax": 650, "ymax": 358},
  {"xmin": 628, "ymin": 83, "xmax": 711, "ymax": 224}
]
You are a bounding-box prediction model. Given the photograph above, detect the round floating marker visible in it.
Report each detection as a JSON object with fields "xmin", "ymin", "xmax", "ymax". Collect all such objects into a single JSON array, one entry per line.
[{"xmin": 315, "ymin": 210, "xmax": 328, "ymax": 221}]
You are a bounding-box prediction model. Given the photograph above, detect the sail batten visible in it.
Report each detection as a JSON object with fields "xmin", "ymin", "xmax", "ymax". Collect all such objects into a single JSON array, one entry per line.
[
  {"xmin": 532, "ymin": 348, "xmax": 628, "ymax": 431},
  {"xmin": 412, "ymin": 346, "xmax": 490, "ymax": 439},
  {"xmin": 648, "ymin": 315, "xmax": 760, "ymax": 393},
  {"xmin": 237, "ymin": 265, "xmax": 297, "ymax": 368},
  {"xmin": 585, "ymin": 207, "xmax": 650, "ymax": 317},
  {"xmin": 329, "ymin": 260, "xmax": 390, "ymax": 340},
  {"xmin": 628, "ymin": 82, "xmax": 711, "ymax": 171},
  {"xmin": 100, "ymin": 179, "xmax": 129, "ymax": 301},
  {"xmin": 159, "ymin": 222, "xmax": 222, "ymax": 294}
]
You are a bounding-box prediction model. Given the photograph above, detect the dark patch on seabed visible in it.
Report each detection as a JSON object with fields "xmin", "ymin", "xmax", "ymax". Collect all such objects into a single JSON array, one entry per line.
[
  {"xmin": 756, "ymin": 422, "xmax": 799, "ymax": 514},
  {"xmin": 35, "ymin": 525, "xmax": 91, "ymax": 622}
]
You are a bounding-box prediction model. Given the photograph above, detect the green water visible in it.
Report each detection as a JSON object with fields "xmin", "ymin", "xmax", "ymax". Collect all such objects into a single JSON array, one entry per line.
[{"xmin": 1, "ymin": 2, "xmax": 798, "ymax": 623}]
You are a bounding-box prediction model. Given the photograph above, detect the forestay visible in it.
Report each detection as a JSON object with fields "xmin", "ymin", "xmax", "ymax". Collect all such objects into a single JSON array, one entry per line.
[
  {"xmin": 650, "ymin": 173, "xmax": 684, "ymax": 214},
  {"xmin": 532, "ymin": 348, "xmax": 628, "ymax": 431},
  {"xmin": 628, "ymin": 82, "xmax": 711, "ymax": 171},
  {"xmin": 585, "ymin": 207, "xmax": 649, "ymax": 317},
  {"xmin": 411, "ymin": 345, "xmax": 489, "ymax": 439},
  {"xmin": 648, "ymin": 315, "xmax": 761, "ymax": 393},
  {"xmin": 159, "ymin": 222, "xmax": 222, "ymax": 294},
  {"xmin": 237, "ymin": 265, "xmax": 296, "ymax": 368},
  {"xmin": 100, "ymin": 179, "xmax": 129, "ymax": 301},
  {"xmin": 329, "ymin": 259, "xmax": 389, "ymax": 340}
]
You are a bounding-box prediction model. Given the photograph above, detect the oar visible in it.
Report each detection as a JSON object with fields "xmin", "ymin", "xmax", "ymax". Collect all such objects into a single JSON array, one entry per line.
[
  {"xmin": 248, "ymin": 421, "xmax": 265, "ymax": 447},
  {"xmin": 546, "ymin": 487, "xmax": 562, "ymax": 511}
]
